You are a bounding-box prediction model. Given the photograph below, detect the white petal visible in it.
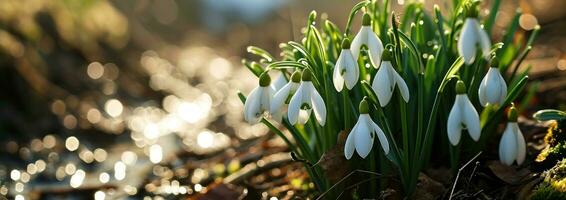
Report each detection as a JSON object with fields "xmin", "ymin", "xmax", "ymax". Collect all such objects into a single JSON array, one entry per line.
[
  {"xmin": 271, "ymin": 73, "xmax": 288, "ymax": 92},
  {"xmin": 447, "ymin": 97, "xmax": 463, "ymax": 145},
  {"xmin": 342, "ymin": 50, "xmax": 359, "ymax": 90},
  {"xmin": 270, "ymin": 82, "xmax": 293, "ymax": 114},
  {"xmin": 366, "ymin": 30, "xmax": 384, "ymax": 68},
  {"xmin": 288, "ymin": 83, "xmax": 305, "ymax": 125},
  {"xmin": 372, "ymin": 62, "xmax": 393, "ymax": 107},
  {"xmin": 460, "ymin": 95, "xmax": 481, "ymax": 141},
  {"xmin": 476, "ymin": 23, "xmax": 492, "ymax": 60},
  {"xmin": 394, "ymin": 71, "xmax": 410, "ymax": 102},
  {"xmin": 458, "ymin": 18, "xmax": 478, "ymax": 65},
  {"xmin": 350, "ymin": 26, "xmax": 369, "ymax": 60},
  {"xmin": 485, "ymin": 68, "xmax": 502, "ymax": 106},
  {"xmin": 260, "ymin": 87, "xmax": 274, "ymax": 114},
  {"xmin": 369, "ymin": 117, "xmax": 390, "ymax": 154},
  {"xmin": 355, "ymin": 115, "xmax": 374, "ymax": 158},
  {"xmin": 513, "ymin": 123, "xmax": 526, "ymax": 165},
  {"xmin": 333, "ymin": 54, "xmax": 345, "ymax": 92},
  {"xmin": 243, "ymin": 87, "xmax": 262, "ymax": 124},
  {"xmin": 499, "ymin": 123, "xmax": 517, "ymax": 166},
  {"xmin": 309, "ymin": 82, "xmax": 327, "ymax": 126},
  {"xmin": 478, "ymin": 72, "xmax": 489, "ymax": 107},
  {"xmin": 345, "ymin": 118, "xmax": 362, "ymax": 159}
]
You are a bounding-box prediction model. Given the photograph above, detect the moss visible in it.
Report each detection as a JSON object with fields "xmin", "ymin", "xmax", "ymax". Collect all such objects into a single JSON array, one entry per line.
[
  {"xmin": 532, "ymin": 158, "xmax": 566, "ymax": 199},
  {"xmin": 536, "ymin": 120, "xmax": 566, "ymax": 165}
]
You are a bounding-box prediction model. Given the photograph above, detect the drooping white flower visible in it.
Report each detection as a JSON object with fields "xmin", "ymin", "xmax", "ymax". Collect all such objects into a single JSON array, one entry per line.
[
  {"xmin": 344, "ymin": 99, "xmax": 390, "ymax": 159},
  {"xmin": 350, "ymin": 13, "xmax": 384, "ymax": 68},
  {"xmin": 478, "ymin": 59, "xmax": 507, "ymax": 107},
  {"xmin": 333, "ymin": 38, "xmax": 359, "ymax": 91},
  {"xmin": 243, "ymin": 73, "xmax": 275, "ymax": 124},
  {"xmin": 271, "ymin": 72, "xmax": 288, "ymax": 92},
  {"xmin": 371, "ymin": 50, "xmax": 410, "ymax": 107},
  {"xmin": 457, "ymin": 17, "xmax": 491, "ymax": 65},
  {"xmin": 270, "ymin": 71, "xmax": 301, "ymax": 121},
  {"xmin": 499, "ymin": 106, "xmax": 526, "ymax": 166},
  {"xmin": 447, "ymin": 81, "xmax": 481, "ymax": 145},
  {"xmin": 288, "ymin": 69, "xmax": 326, "ymax": 126}
]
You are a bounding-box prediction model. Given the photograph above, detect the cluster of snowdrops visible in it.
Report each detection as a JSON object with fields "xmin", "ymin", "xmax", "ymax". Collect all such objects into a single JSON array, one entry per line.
[{"xmin": 238, "ymin": 0, "xmax": 535, "ymax": 196}]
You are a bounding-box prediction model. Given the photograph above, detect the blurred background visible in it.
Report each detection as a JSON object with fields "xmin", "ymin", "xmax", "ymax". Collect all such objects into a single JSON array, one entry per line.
[{"xmin": 0, "ymin": 0, "xmax": 564, "ymax": 199}]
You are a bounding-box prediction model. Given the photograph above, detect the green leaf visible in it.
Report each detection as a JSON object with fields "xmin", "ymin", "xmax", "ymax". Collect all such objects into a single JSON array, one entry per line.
[
  {"xmin": 533, "ymin": 109, "xmax": 566, "ymax": 122},
  {"xmin": 345, "ymin": 1, "xmax": 370, "ymax": 36},
  {"xmin": 247, "ymin": 46, "xmax": 275, "ymax": 63},
  {"xmin": 360, "ymin": 80, "xmax": 380, "ymax": 106}
]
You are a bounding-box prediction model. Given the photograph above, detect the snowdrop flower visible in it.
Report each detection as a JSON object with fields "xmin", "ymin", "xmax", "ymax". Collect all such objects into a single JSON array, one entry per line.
[
  {"xmin": 478, "ymin": 58, "xmax": 507, "ymax": 107},
  {"xmin": 344, "ymin": 98, "xmax": 390, "ymax": 159},
  {"xmin": 243, "ymin": 73, "xmax": 275, "ymax": 124},
  {"xmin": 271, "ymin": 72, "xmax": 288, "ymax": 92},
  {"xmin": 371, "ymin": 50, "xmax": 410, "ymax": 107},
  {"xmin": 447, "ymin": 80, "xmax": 481, "ymax": 145},
  {"xmin": 351, "ymin": 13, "xmax": 384, "ymax": 68},
  {"xmin": 333, "ymin": 38, "xmax": 359, "ymax": 91},
  {"xmin": 288, "ymin": 69, "xmax": 326, "ymax": 126},
  {"xmin": 457, "ymin": 7, "xmax": 491, "ymax": 65},
  {"xmin": 499, "ymin": 105, "xmax": 526, "ymax": 165},
  {"xmin": 270, "ymin": 71, "xmax": 301, "ymax": 120}
]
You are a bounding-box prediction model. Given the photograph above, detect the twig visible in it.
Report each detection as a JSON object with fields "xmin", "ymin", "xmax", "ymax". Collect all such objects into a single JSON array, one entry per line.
[{"xmin": 449, "ymin": 151, "xmax": 482, "ymax": 200}]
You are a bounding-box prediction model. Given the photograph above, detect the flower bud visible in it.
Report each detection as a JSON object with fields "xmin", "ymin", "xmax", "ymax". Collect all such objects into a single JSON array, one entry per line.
[
  {"xmin": 381, "ymin": 50, "xmax": 393, "ymax": 61},
  {"xmin": 362, "ymin": 13, "xmax": 372, "ymax": 26},
  {"xmin": 456, "ymin": 80, "xmax": 466, "ymax": 94},
  {"xmin": 291, "ymin": 71, "xmax": 301, "ymax": 83},
  {"xmin": 341, "ymin": 38, "xmax": 351, "ymax": 49},
  {"xmin": 359, "ymin": 98, "xmax": 370, "ymax": 114},
  {"xmin": 302, "ymin": 69, "xmax": 313, "ymax": 81},
  {"xmin": 508, "ymin": 104, "xmax": 518, "ymax": 122},
  {"xmin": 259, "ymin": 73, "xmax": 271, "ymax": 87}
]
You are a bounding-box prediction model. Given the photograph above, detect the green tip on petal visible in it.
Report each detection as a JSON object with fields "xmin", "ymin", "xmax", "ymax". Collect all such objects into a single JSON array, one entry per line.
[
  {"xmin": 362, "ymin": 13, "xmax": 372, "ymax": 26},
  {"xmin": 490, "ymin": 57, "xmax": 499, "ymax": 68},
  {"xmin": 455, "ymin": 80, "xmax": 467, "ymax": 94},
  {"xmin": 291, "ymin": 71, "xmax": 302, "ymax": 83},
  {"xmin": 359, "ymin": 98, "xmax": 370, "ymax": 114},
  {"xmin": 382, "ymin": 50, "xmax": 393, "ymax": 61},
  {"xmin": 341, "ymin": 38, "xmax": 351, "ymax": 49},
  {"xmin": 302, "ymin": 69, "xmax": 312, "ymax": 81},
  {"xmin": 508, "ymin": 104, "xmax": 518, "ymax": 122},
  {"xmin": 259, "ymin": 73, "xmax": 271, "ymax": 87}
]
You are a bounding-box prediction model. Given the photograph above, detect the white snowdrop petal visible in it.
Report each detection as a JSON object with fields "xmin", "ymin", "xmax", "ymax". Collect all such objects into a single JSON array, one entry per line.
[
  {"xmin": 287, "ymin": 84, "xmax": 305, "ymax": 125},
  {"xmin": 394, "ymin": 71, "xmax": 410, "ymax": 102},
  {"xmin": 373, "ymin": 62, "xmax": 393, "ymax": 107},
  {"xmin": 333, "ymin": 58, "xmax": 345, "ymax": 92},
  {"xmin": 310, "ymin": 84, "xmax": 327, "ymax": 126},
  {"xmin": 478, "ymin": 74, "xmax": 489, "ymax": 107},
  {"xmin": 370, "ymin": 119, "xmax": 390, "ymax": 154},
  {"xmin": 343, "ymin": 51, "xmax": 359, "ymax": 90},
  {"xmin": 461, "ymin": 95, "xmax": 481, "ymax": 141},
  {"xmin": 499, "ymin": 124, "xmax": 517, "ymax": 166},
  {"xmin": 514, "ymin": 123, "xmax": 527, "ymax": 165},
  {"xmin": 485, "ymin": 69, "xmax": 501, "ymax": 105},
  {"xmin": 260, "ymin": 87, "xmax": 274, "ymax": 113},
  {"xmin": 270, "ymin": 83, "xmax": 293, "ymax": 114},
  {"xmin": 447, "ymin": 99, "xmax": 463, "ymax": 145},
  {"xmin": 271, "ymin": 73, "xmax": 288, "ymax": 92},
  {"xmin": 345, "ymin": 118, "xmax": 362, "ymax": 159},
  {"xmin": 355, "ymin": 116, "xmax": 374, "ymax": 158},
  {"xmin": 476, "ymin": 23, "xmax": 492, "ymax": 60},
  {"xmin": 366, "ymin": 31, "xmax": 384, "ymax": 68},
  {"xmin": 243, "ymin": 87, "xmax": 262, "ymax": 124},
  {"xmin": 350, "ymin": 26, "xmax": 369, "ymax": 60},
  {"xmin": 458, "ymin": 18, "xmax": 478, "ymax": 65}
]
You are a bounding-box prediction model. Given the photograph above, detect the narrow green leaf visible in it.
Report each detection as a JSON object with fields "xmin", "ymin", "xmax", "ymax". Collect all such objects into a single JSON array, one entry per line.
[
  {"xmin": 533, "ymin": 109, "xmax": 566, "ymax": 122},
  {"xmin": 247, "ymin": 46, "xmax": 275, "ymax": 63}
]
